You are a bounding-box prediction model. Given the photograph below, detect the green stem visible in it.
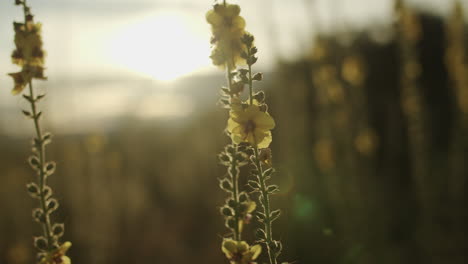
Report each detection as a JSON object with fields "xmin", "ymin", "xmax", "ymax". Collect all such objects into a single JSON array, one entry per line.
[
  {"xmin": 28, "ymin": 80, "xmax": 54, "ymax": 251},
  {"xmin": 229, "ymin": 153, "xmax": 241, "ymax": 241},
  {"xmin": 247, "ymin": 61, "xmax": 277, "ymax": 264},
  {"xmin": 226, "ymin": 64, "xmax": 241, "ymax": 241},
  {"xmin": 247, "ymin": 50, "xmax": 254, "ymax": 105},
  {"xmin": 253, "ymin": 147, "xmax": 277, "ymax": 264}
]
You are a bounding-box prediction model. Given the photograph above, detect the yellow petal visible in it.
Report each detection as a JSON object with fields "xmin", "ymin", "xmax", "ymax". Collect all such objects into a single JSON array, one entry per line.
[
  {"xmin": 246, "ymin": 201, "xmax": 256, "ymax": 213},
  {"xmin": 206, "ymin": 10, "xmax": 222, "ymax": 26},
  {"xmin": 232, "ymin": 16, "xmax": 246, "ymax": 30},
  {"xmin": 255, "ymin": 112, "xmax": 275, "ymax": 130},
  {"xmin": 227, "ymin": 118, "xmax": 239, "ymax": 133},
  {"xmin": 226, "ymin": 4, "xmax": 241, "ymax": 17},
  {"xmin": 250, "ymin": 244, "xmax": 262, "ymax": 260},
  {"xmin": 257, "ymin": 131, "xmax": 272, "ymax": 149},
  {"xmin": 61, "ymin": 256, "xmax": 71, "ymax": 264},
  {"xmin": 222, "ymin": 239, "xmax": 238, "ymax": 258},
  {"xmin": 237, "ymin": 241, "xmax": 249, "ymax": 253}
]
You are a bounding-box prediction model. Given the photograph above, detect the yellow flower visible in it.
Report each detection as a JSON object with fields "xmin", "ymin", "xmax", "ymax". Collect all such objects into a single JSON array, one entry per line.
[
  {"xmin": 8, "ymin": 71, "xmax": 28, "ymax": 95},
  {"xmin": 222, "ymin": 239, "xmax": 261, "ymax": 264},
  {"xmin": 12, "ymin": 22, "xmax": 45, "ymax": 67},
  {"xmin": 227, "ymin": 104, "xmax": 275, "ymax": 148},
  {"xmin": 238, "ymin": 200, "xmax": 256, "ymax": 232},
  {"xmin": 8, "ymin": 66, "xmax": 46, "ymax": 95},
  {"xmin": 39, "ymin": 242, "xmax": 71, "ymax": 264},
  {"xmin": 206, "ymin": 3, "xmax": 247, "ymax": 68}
]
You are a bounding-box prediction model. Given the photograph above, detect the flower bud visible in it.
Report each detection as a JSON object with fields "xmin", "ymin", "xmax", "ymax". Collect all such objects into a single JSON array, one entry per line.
[
  {"xmin": 32, "ymin": 208, "xmax": 45, "ymax": 223},
  {"xmin": 52, "ymin": 223, "xmax": 65, "ymax": 237},
  {"xmin": 252, "ymin": 72, "xmax": 263, "ymax": 81},
  {"xmin": 239, "ymin": 192, "xmax": 249, "ymax": 203},
  {"xmin": 26, "ymin": 183, "xmax": 39, "ymax": 198},
  {"xmin": 34, "ymin": 237, "xmax": 47, "ymax": 251},
  {"xmin": 46, "ymin": 198, "xmax": 59, "ymax": 212},
  {"xmin": 221, "ymin": 206, "xmax": 234, "ymax": 217}
]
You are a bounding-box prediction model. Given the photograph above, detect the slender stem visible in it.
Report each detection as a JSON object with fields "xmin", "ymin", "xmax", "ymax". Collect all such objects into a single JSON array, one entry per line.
[
  {"xmin": 247, "ymin": 61, "xmax": 277, "ymax": 264},
  {"xmin": 247, "ymin": 51, "xmax": 254, "ymax": 105},
  {"xmin": 226, "ymin": 64, "xmax": 241, "ymax": 241},
  {"xmin": 229, "ymin": 154, "xmax": 241, "ymax": 241},
  {"xmin": 28, "ymin": 80, "xmax": 54, "ymax": 250},
  {"xmin": 253, "ymin": 146, "xmax": 277, "ymax": 264}
]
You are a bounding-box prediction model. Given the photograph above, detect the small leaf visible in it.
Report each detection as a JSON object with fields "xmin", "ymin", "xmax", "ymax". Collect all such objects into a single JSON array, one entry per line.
[
  {"xmin": 250, "ymin": 47, "xmax": 258, "ymax": 55},
  {"xmin": 252, "ymin": 72, "xmax": 263, "ymax": 81},
  {"xmin": 34, "ymin": 236, "xmax": 48, "ymax": 251},
  {"xmin": 46, "ymin": 198, "xmax": 59, "ymax": 212},
  {"xmin": 238, "ymin": 69, "xmax": 249, "ymax": 76},
  {"xmin": 270, "ymin": 240, "xmax": 283, "ymax": 256},
  {"xmin": 270, "ymin": 209, "xmax": 281, "ymax": 222},
  {"xmin": 22, "ymin": 94, "xmax": 33, "ymax": 103},
  {"xmin": 220, "ymin": 87, "xmax": 230, "ymax": 95},
  {"xmin": 28, "ymin": 156, "xmax": 40, "ymax": 169},
  {"xmin": 221, "ymin": 206, "xmax": 234, "ymax": 217},
  {"xmin": 247, "ymin": 180, "xmax": 260, "ymax": 190},
  {"xmin": 32, "ymin": 208, "xmax": 45, "ymax": 223},
  {"xmin": 219, "ymin": 178, "xmax": 232, "ymax": 192},
  {"xmin": 267, "ymin": 185, "xmax": 280, "ymax": 194},
  {"xmin": 42, "ymin": 132, "xmax": 52, "ymax": 144},
  {"xmin": 225, "ymin": 217, "xmax": 236, "ymax": 229},
  {"xmin": 238, "ymin": 192, "xmax": 249, "ymax": 203},
  {"xmin": 263, "ymin": 168, "xmax": 275, "ymax": 178},
  {"xmin": 52, "ymin": 223, "xmax": 65, "ymax": 237},
  {"xmin": 256, "ymin": 211, "xmax": 266, "ymax": 221},
  {"xmin": 22, "ymin": 110, "xmax": 32, "ymax": 118},
  {"xmin": 255, "ymin": 228, "xmax": 266, "ymax": 240},
  {"xmin": 218, "ymin": 153, "xmax": 230, "ymax": 165},
  {"xmin": 45, "ymin": 162, "xmax": 56, "ymax": 175},
  {"xmin": 26, "ymin": 183, "xmax": 40, "ymax": 198},
  {"xmin": 227, "ymin": 198, "xmax": 237, "ymax": 208},
  {"xmin": 36, "ymin": 94, "xmax": 46, "ymax": 101},
  {"xmin": 42, "ymin": 186, "xmax": 52, "ymax": 199}
]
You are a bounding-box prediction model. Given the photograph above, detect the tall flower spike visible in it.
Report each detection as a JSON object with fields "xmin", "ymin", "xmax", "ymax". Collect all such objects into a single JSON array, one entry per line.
[
  {"xmin": 207, "ymin": 2, "xmax": 287, "ymax": 264},
  {"xmin": 206, "ymin": 3, "xmax": 247, "ymax": 69},
  {"xmin": 8, "ymin": 1, "xmax": 71, "ymax": 263}
]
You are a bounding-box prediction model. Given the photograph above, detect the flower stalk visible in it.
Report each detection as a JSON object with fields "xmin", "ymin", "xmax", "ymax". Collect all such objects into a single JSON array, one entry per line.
[
  {"xmin": 207, "ymin": 2, "xmax": 286, "ymax": 263},
  {"xmin": 9, "ymin": 1, "xmax": 71, "ymax": 263}
]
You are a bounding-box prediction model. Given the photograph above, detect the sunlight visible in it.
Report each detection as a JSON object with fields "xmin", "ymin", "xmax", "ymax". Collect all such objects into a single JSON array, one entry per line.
[{"xmin": 108, "ymin": 11, "xmax": 211, "ymax": 81}]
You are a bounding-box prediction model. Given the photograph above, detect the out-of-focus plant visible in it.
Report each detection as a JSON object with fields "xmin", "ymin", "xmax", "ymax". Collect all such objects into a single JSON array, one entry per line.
[
  {"xmin": 8, "ymin": 1, "xmax": 72, "ymax": 263},
  {"xmin": 394, "ymin": 0, "xmax": 427, "ymax": 183},
  {"xmin": 207, "ymin": 1, "xmax": 288, "ymax": 264}
]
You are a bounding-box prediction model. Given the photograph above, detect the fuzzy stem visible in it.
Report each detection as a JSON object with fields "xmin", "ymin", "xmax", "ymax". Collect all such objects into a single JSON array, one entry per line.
[
  {"xmin": 28, "ymin": 80, "xmax": 54, "ymax": 251},
  {"xmin": 226, "ymin": 64, "xmax": 242, "ymax": 241},
  {"xmin": 247, "ymin": 51, "xmax": 254, "ymax": 105},
  {"xmin": 228, "ymin": 152, "xmax": 241, "ymax": 241},
  {"xmin": 253, "ymin": 146, "xmax": 277, "ymax": 264},
  {"xmin": 247, "ymin": 61, "xmax": 277, "ymax": 264}
]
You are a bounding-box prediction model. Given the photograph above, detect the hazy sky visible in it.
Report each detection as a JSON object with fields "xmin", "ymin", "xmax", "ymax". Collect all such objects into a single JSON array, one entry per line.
[
  {"xmin": 0, "ymin": 0, "xmax": 461, "ymax": 133},
  {"xmin": 0, "ymin": 0, "xmax": 458, "ymax": 80}
]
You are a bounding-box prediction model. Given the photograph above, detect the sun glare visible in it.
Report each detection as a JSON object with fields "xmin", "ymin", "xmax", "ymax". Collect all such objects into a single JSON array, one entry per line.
[{"xmin": 108, "ymin": 12, "xmax": 211, "ymax": 81}]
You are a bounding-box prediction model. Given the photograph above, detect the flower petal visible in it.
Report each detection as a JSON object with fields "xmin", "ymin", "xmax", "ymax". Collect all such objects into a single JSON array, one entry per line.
[
  {"xmin": 255, "ymin": 112, "xmax": 275, "ymax": 130},
  {"xmin": 237, "ymin": 241, "xmax": 249, "ymax": 253},
  {"xmin": 222, "ymin": 239, "xmax": 238, "ymax": 258},
  {"xmin": 250, "ymin": 244, "xmax": 262, "ymax": 260},
  {"xmin": 257, "ymin": 131, "xmax": 272, "ymax": 149},
  {"xmin": 227, "ymin": 118, "xmax": 239, "ymax": 133}
]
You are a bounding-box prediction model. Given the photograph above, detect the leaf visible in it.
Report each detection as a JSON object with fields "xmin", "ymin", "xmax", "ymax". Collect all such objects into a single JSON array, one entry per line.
[{"xmin": 270, "ymin": 209, "xmax": 281, "ymax": 222}]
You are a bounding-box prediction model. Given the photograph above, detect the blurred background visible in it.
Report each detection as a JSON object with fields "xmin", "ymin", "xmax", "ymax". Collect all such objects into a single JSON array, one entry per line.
[{"xmin": 1, "ymin": 0, "xmax": 468, "ymax": 263}]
